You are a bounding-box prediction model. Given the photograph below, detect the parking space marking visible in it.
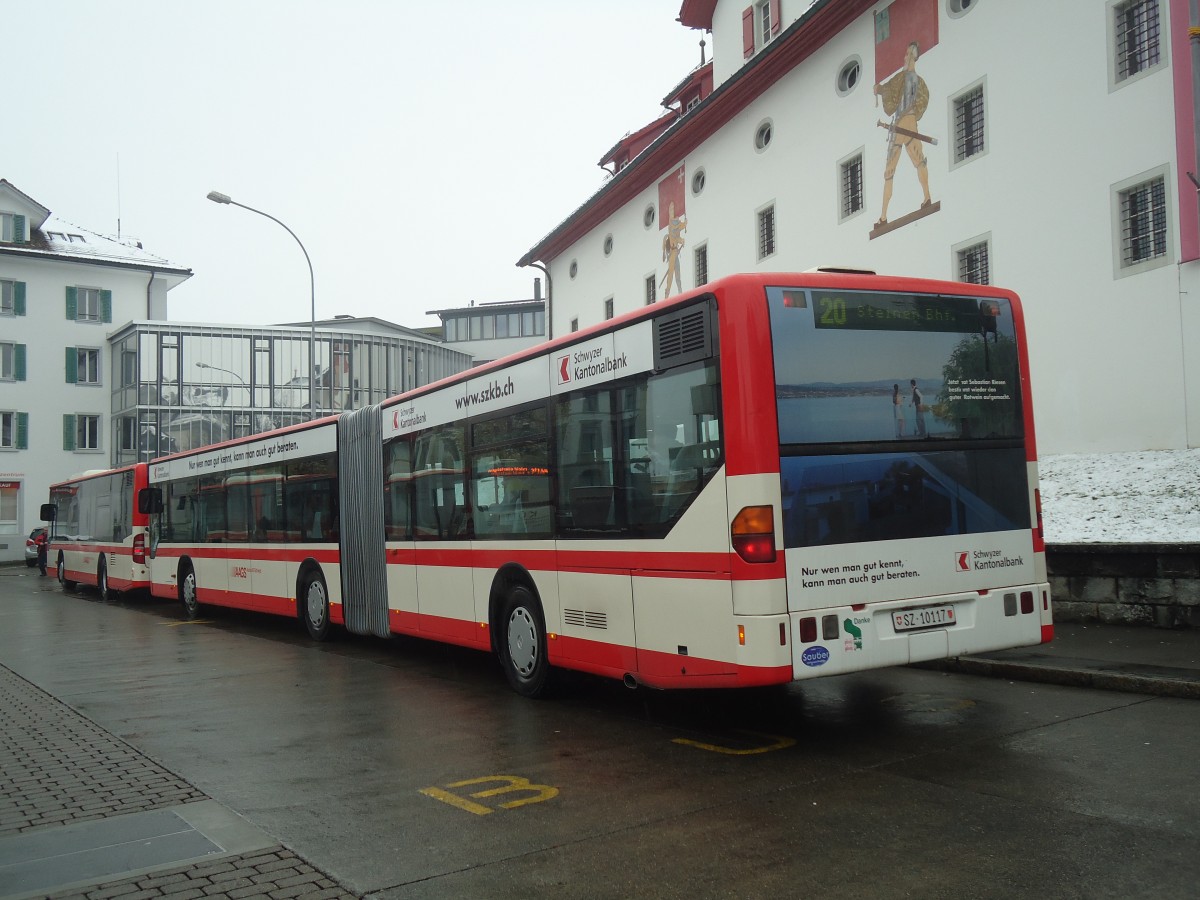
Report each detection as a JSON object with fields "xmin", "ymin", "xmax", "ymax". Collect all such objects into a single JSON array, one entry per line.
[
  {"xmin": 672, "ymin": 730, "xmax": 797, "ymax": 755},
  {"xmin": 420, "ymin": 775, "xmax": 559, "ymax": 815}
]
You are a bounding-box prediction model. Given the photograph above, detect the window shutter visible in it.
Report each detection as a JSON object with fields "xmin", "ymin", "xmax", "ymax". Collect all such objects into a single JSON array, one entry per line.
[
  {"xmin": 14, "ymin": 344, "xmax": 26, "ymax": 381},
  {"xmin": 13, "ymin": 215, "xmax": 25, "ymax": 243},
  {"xmin": 770, "ymin": 0, "xmax": 782, "ymax": 34},
  {"xmin": 66, "ymin": 286, "xmax": 77, "ymax": 320},
  {"xmin": 101, "ymin": 289, "xmax": 113, "ymax": 323},
  {"xmin": 65, "ymin": 347, "xmax": 78, "ymax": 383},
  {"xmin": 16, "ymin": 412, "xmax": 28, "ymax": 450},
  {"xmin": 742, "ymin": 7, "xmax": 755, "ymax": 57},
  {"xmin": 14, "ymin": 281, "xmax": 25, "ymax": 316},
  {"xmin": 63, "ymin": 415, "xmax": 76, "ymax": 451}
]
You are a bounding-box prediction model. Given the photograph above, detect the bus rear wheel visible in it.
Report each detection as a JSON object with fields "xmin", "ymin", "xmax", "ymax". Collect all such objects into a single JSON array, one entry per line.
[
  {"xmin": 180, "ymin": 563, "xmax": 201, "ymax": 620},
  {"xmin": 500, "ymin": 586, "xmax": 553, "ymax": 698},
  {"xmin": 300, "ymin": 569, "xmax": 331, "ymax": 642}
]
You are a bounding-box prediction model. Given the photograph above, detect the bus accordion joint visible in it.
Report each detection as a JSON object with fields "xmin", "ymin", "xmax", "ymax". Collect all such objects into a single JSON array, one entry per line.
[{"xmin": 731, "ymin": 506, "xmax": 776, "ymax": 563}]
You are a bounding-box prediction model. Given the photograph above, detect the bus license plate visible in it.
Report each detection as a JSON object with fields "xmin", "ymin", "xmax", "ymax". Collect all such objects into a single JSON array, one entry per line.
[{"xmin": 892, "ymin": 605, "xmax": 956, "ymax": 632}]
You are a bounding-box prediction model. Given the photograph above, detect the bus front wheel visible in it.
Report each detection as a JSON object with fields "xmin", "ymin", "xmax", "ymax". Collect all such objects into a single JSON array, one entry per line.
[
  {"xmin": 98, "ymin": 557, "xmax": 112, "ymax": 603},
  {"xmin": 180, "ymin": 563, "xmax": 201, "ymax": 620},
  {"xmin": 300, "ymin": 569, "xmax": 331, "ymax": 642},
  {"xmin": 58, "ymin": 555, "xmax": 76, "ymax": 591},
  {"xmin": 500, "ymin": 586, "xmax": 553, "ymax": 698}
]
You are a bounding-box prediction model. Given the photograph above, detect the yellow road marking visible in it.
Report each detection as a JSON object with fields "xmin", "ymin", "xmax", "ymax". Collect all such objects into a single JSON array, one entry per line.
[{"xmin": 672, "ymin": 730, "xmax": 797, "ymax": 755}]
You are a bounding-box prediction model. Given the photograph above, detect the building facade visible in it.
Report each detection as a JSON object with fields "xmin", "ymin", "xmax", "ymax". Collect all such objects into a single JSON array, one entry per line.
[
  {"xmin": 0, "ymin": 180, "xmax": 191, "ymax": 562},
  {"xmin": 108, "ymin": 318, "xmax": 472, "ymax": 467},
  {"xmin": 427, "ymin": 287, "xmax": 547, "ymax": 365},
  {"xmin": 519, "ymin": 0, "xmax": 1192, "ymax": 457}
]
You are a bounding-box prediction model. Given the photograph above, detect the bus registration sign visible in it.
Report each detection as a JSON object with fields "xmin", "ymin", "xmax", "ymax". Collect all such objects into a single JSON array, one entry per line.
[{"xmin": 892, "ymin": 604, "xmax": 956, "ymax": 632}]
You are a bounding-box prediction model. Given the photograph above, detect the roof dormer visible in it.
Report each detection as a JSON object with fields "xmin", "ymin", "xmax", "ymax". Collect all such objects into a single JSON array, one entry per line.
[{"xmin": 0, "ymin": 179, "xmax": 52, "ymax": 245}]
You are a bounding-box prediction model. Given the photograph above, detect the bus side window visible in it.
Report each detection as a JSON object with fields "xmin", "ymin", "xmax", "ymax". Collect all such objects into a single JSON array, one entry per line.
[{"xmin": 384, "ymin": 437, "xmax": 413, "ymax": 541}]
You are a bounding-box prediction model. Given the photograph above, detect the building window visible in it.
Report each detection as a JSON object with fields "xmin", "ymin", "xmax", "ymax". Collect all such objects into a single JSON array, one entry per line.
[
  {"xmin": 72, "ymin": 348, "xmax": 101, "ymax": 385},
  {"xmin": 757, "ymin": 204, "xmax": 776, "ymax": 260},
  {"xmin": 956, "ymin": 240, "xmax": 991, "ymax": 285},
  {"xmin": 952, "ymin": 82, "xmax": 986, "ymax": 164},
  {"xmin": 837, "ymin": 57, "xmax": 862, "ymax": 96},
  {"xmin": 569, "ymin": 260, "xmax": 579, "ymax": 279},
  {"xmin": 75, "ymin": 414, "xmax": 101, "ymax": 451},
  {"xmin": 1, "ymin": 342, "xmax": 25, "ymax": 381},
  {"xmin": 685, "ymin": 95, "xmax": 701, "ymax": 112},
  {"xmin": 754, "ymin": 119, "xmax": 774, "ymax": 152},
  {"xmin": 119, "ymin": 416, "xmax": 138, "ymax": 452},
  {"xmin": 947, "ymin": 0, "xmax": 978, "ymax": 17},
  {"xmin": 0, "ymin": 479, "xmax": 18, "ymax": 534},
  {"xmin": 603, "ymin": 234, "xmax": 614, "ymax": 257},
  {"xmin": 694, "ymin": 244, "xmax": 709, "ymax": 287},
  {"xmin": 77, "ymin": 288, "xmax": 101, "ymax": 321},
  {"xmin": 604, "ymin": 297, "xmax": 614, "ymax": 320},
  {"xmin": 757, "ymin": 0, "xmax": 775, "ymax": 47},
  {"xmin": 1, "ymin": 411, "xmax": 28, "ymax": 450},
  {"xmin": 1119, "ymin": 174, "xmax": 1167, "ymax": 268},
  {"xmin": 0, "ymin": 212, "xmax": 24, "ymax": 243},
  {"xmin": 1112, "ymin": 0, "xmax": 1161, "ymax": 85},
  {"xmin": 839, "ymin": 152, "xmax": 865, "ymax": 220},
  {"xmin": 691, "ymin": 168, "xmax": 706, "ymax": 195},
  {"xmin": 643, "ymin": 205, "xmax": 656, "ymax": 229},
  {"xmin": 570, "ymin": 318, "xmax": 579, "ymax": 333},
  {"xmin": 645, "ymin": 274, "xmax": 657, "ymax": 305},
  {"xmin": 1, "ymin": 279, "xmax": 24, "ymax": 316}
]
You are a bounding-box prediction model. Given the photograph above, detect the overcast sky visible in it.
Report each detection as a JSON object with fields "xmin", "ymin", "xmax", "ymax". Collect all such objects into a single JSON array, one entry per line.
[{"xmin": 7, "ymin": 1, "xmax": 706, "ymax": 328}]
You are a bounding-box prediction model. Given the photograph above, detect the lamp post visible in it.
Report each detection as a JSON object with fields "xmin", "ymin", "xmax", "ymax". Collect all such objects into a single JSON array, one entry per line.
[
  {"xmin": 206, "ymin": 191, "xmax": 318, "ymax": 420},
  {"xmin": 195, "ymin": 361, "xmax": 246, "ymax": 384}
]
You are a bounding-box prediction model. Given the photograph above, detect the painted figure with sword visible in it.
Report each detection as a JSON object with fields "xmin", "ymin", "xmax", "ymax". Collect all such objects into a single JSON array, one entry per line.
[{"xmin": 875, "ymin": 40, "xmax": 934, "ymax": 226}]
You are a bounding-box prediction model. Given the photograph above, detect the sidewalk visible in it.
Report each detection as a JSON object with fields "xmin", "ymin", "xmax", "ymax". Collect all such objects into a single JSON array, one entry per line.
[{"xmin": 931, "ymin": 621, "xmax": 1200, "ymax": 700}]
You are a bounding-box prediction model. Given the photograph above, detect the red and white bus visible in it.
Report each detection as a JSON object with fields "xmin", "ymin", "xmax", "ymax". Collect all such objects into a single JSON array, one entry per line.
[
  {"xmin": 43, "ymin": 464, "xmax": 152, "ymax": 601},
  {"xmin": 105, "ymin": 272, "xmax": 1050, "ymax": 696}
]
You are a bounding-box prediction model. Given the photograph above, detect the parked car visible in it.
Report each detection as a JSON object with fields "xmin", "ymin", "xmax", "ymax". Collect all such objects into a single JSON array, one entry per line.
[{"xmin": 24, "ymin": 527, "xmax": 47, "ymax": 567}]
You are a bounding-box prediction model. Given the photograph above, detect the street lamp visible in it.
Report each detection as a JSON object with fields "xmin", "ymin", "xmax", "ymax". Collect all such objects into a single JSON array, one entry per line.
[
  {"xmin": 206, "ymin": 191, "xmax": 318, "ymax": 420},
  {"xmin": 195, "ymin": 361, "xmax": 247, "ymax": 384}
]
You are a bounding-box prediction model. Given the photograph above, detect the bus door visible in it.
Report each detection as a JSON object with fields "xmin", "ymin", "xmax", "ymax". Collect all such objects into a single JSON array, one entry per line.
[{"xmin": 411, "ymin": 425, "xmax": 474, "ymax": 642}]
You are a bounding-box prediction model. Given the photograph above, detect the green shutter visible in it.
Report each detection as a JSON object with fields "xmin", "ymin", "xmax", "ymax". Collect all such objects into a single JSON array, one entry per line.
[
  {"xmin": 13, "ymin": 282, "xmax": 25, "ymax": 316},
  {"xmin": 65, "ymin": 347, "xmax": 78, "ymax": 383},
  {"xmin": 16, "ymin": 412, "xmax": 28, "ymax": 450},
  {"xmin": 14, "ymin": 344, "xmax": 26, "ymax": 381},
  {"xmin": 65, "ymin": 286, "xmax": 77, "ymax": 320},
  {"xmin": 63, "ymin": 415, "xmax": 76, "ymax": 451},
  {"xmin": 13, "ymin": 215, "xmax": 25, "ymax": 244},
  {"xmin": 100, "ymin": 289, "xmax": 112, "ymax": 323}
]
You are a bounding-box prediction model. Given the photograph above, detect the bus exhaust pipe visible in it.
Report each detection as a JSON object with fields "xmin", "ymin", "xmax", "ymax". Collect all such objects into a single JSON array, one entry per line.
[{"xmin": 623, "ymin": 673, "xmax": 639, "ymax": 690}]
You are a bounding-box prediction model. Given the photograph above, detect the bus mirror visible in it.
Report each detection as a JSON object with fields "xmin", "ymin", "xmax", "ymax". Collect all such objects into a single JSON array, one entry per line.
[
  {"xmin": 40, "ymin": 503, "xmax": 57, "ymax": 522},
  {"xmin": 138, "ymin": 487, "xmax": 164, "ymax": 515}
]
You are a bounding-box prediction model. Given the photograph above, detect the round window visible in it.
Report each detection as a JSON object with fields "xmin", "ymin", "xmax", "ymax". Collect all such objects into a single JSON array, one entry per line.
[
  {"xmin": 569, "ymin": 260, "xmax": 578, "ymax": 279},
  {"xmin": 837, "ymin": 57, "xmax": 861, "ymax": 96},
  {"xmin": 691, "ymin": 168, "xmax": 706, "ymax": 195},
  {"xmin": 603, "ymin": 234, "xmax": 613, "ymax": 257},
  {"xmin": 643, "ymin": 205, "xmax": 656, "ymax": 229},
  {"xmin": 755, "ymin": 120, "xmax": 773, "ymax": 152}
]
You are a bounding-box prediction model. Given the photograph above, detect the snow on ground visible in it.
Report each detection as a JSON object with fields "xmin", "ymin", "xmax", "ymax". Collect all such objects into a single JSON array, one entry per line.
[{"xmin": 1039, "ymin": 450, "xmax": 1200, "ymax": 544}]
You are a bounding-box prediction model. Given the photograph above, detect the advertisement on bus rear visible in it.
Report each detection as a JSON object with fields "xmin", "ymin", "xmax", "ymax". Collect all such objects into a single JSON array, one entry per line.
[{"xmin": 766, "ymin": 286, "xmax": 1035, "ymax": 607}]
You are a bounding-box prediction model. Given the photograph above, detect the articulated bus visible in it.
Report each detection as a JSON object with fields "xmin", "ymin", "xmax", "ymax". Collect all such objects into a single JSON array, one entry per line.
[
  {"xmin": 54, "ymin": 272, "xmax": 1051, "ymax": 696},
  {"xmin": 42, "ymin": 464, "xmax": 151, "ymax": 601}
]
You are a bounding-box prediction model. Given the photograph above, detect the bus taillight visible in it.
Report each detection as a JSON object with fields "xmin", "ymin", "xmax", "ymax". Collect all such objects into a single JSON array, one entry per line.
[
  {"xmin": 1035, "ymin": 488, "xmax": 1044, "ymax": 541},
  {"xmin": 133, "ymin": 533, "xmax": 146, "ymax": 565},
  {"xmin": 731, "ymin": 506, "xmax": 776, "ymax": 563}
]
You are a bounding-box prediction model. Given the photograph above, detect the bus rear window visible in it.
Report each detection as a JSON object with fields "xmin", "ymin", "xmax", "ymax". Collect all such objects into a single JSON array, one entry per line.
[{"xmin": 768, "ymin": 288, "xmax": 1023, "ymax": 445}]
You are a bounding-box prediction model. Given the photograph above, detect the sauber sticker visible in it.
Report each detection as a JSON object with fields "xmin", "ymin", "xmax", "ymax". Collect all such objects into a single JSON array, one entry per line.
[{"xmin": 800, "ymin": 646, "xmax": 830, "ymax": 667}]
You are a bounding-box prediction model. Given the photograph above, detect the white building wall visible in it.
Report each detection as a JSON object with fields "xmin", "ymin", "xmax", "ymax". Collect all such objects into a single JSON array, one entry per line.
[
  {"xmin": 0, "ymin": 255, "xmax": 174, "ymax": 562},
  {"xmin": 543, "ymin": 0, "xmax": 1190, "ymax": 456}
]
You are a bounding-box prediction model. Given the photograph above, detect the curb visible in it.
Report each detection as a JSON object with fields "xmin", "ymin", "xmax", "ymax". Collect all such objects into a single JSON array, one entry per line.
[{"xmin": 920, "ymin": 656, "xmax": 1200, "ymax": 700}]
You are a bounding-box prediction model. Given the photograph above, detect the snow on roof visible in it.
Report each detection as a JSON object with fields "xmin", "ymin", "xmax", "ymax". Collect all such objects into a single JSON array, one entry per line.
[{"xmin": 31, "ymin": 215, "xmax": 189, "ymax": 272}]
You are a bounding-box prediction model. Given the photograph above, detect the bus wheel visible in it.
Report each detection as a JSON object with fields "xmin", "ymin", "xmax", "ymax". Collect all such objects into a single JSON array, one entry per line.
[
  {"xmin": 97, "ymin": 558, "xmax": 112, "ymax": 603},
  {"xmin": 58, "ymin": 555, "xmax": 76, "ymax": 591},
  {"xmin": 300, "ymin": 569, "xmax": 331, "ymax": 642},
  {"xmin": 180, "ymin": 563, "xmax": 201, "ymax": 620},
  {"xmin": 500, "ymin": 586, "xmax": 553, "ymax": 698}
]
